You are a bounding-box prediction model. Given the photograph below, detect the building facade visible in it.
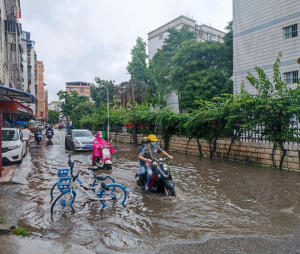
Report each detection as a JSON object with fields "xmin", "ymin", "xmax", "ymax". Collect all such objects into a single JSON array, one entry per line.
[
  {"xmin": 49, "ymin": 100, "xmax": 62, "ymax": 111},
  {"xmin": 233, "ymin": 0, "xmax": 300, "ymax": 94},
  {"xmin": 148, "ymin": 15, "xmax": 226, "ymax": 112},
  {"xmin": 36, "ymin": 60, "xmax": 47, "ymax": 124},
  {"xmin": 21, "ymin": 30, "xmax": 37, "ymax": 115},
  {"xmin": 66, "ymin": 81, "xmax": 91, "ymax": 95},
  {"xmin": 0, "ymin": 1, "xmax": 48, "ymax": 123}
]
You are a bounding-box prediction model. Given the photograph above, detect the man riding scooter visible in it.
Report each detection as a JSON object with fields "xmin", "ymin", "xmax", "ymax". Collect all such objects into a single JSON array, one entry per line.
[
  {"xmin": 138, "ymin": 134, "xmax": 173, "ymax": 190},
  {"xmin": 34, "ymin": 127, "xmax": 43, "ymax": 144},
  {"xmin": 45, "ymin": 125, "xmax": 54, "ymax": 140}
]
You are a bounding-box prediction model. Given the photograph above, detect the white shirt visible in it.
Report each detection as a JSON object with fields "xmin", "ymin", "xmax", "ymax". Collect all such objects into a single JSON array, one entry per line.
[{"xmin": 21, "ymin": 129, "xmax": 32, "ymax": 140}]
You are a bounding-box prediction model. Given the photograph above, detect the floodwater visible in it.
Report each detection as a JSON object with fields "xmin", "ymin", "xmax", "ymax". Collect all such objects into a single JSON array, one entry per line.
[{"xmin": 1, "ymin": 130, "xmax": 300, "ymax": 253}]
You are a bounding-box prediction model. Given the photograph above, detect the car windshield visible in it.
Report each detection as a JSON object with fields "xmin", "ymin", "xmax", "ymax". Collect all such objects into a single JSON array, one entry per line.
[
  {"xmin": 73, "ymin": 131, "xmax": 93, "ymax": 138},
  {"xmin": 2, "ymin": 130, "xmax": 19, "ymax": 141}
]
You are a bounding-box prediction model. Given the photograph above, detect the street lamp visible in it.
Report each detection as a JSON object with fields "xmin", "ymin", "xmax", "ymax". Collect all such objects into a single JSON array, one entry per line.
[
  {"xmin": 129, "ymin": 72, "xmax": 137, "ymax": 144},
  {"xmin": 98, "ymin": 84, "xmax": 110, "ymax": 141}
]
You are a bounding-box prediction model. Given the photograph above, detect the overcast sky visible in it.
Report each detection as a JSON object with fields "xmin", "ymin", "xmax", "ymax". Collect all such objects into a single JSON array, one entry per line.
[{"xmin": 21, "ymin": 0, "xmax": 232, "ymax": 102}]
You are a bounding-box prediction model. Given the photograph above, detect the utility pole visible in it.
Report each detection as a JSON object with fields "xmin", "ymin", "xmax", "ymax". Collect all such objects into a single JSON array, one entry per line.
[{"xmin": 130, "ymin": 72, "xmax": 137, "ymax": 144}]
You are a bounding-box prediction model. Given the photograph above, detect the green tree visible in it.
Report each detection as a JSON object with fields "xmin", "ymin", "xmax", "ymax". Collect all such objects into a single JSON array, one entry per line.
[
  {"xmin": 223, "ymin": 21, "xmax": 233, "ymax": 76},
  {"xmin": 246, "ymin": 53, "xmax": 300, "ymax": 169},
  {"xmin": 48, "ymin": 110, "xmax": 60, "ymax": 124},
  {"xmin": 90, "ymin": 78, "xmax": 115, "ymax": 107},
  {"xmin": 170, "ymin": 39, "xmax": 232, "ymax": 110},
  {"xmin": 57, "ymin": 90, "xmax": 91, "ymax": 128},
  {"xmin": 150, "ymin": 25, "xmax": 195, "ymax": 96},
  {"xmin": 127, "ymin": 37, "xmax": 149, "ymax": 83}
]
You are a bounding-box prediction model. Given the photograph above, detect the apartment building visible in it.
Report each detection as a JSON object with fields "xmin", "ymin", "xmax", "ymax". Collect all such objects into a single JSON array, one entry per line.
[
  {"xmin": 20, "ymin": 31, "xmax": 37, "ymax": 115},
  {"xmin": 148, "ymin": 15, "xmax": 226, "ymax": 112},
  {"xmin": 49, "ymin": 100, "xmax": 63, "ymax": 111},
  {"xmin": 233, "ymin": 0, "xmax": 300, "ymax": 94},
  {"xmin": 66, "ymin": 81, "xmax": 91, "ymax": 95},
  {"xmin": 36, "ymin": 61, "xmax": 47, "ymax": 124}
]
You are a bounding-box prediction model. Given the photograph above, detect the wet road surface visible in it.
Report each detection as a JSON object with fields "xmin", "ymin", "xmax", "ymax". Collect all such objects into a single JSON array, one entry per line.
[{"xmin": 1, "ymin": 130, "xmax": 300, "ymax": 253}]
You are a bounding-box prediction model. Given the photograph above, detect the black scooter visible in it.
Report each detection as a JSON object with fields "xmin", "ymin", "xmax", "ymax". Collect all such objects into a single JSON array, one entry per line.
[{"xmin": 137, "ymin": 157, "xmax": 176, "ymax": 196}]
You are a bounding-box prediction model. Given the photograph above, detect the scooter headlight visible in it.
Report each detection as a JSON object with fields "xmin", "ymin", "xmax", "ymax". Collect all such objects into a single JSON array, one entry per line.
[{"xmin": 162, "ymin": 164, "xmax": 169, "ymax": 171}]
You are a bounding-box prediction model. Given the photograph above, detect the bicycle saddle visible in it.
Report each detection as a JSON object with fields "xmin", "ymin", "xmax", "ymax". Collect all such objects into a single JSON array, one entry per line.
[
  {"xmin": 94, "ymin": 173, "xmax": 107, "ymax": 180},
  {"xmin": 87, "ymin": 166, "xmax": 98, "ymax": 171}
]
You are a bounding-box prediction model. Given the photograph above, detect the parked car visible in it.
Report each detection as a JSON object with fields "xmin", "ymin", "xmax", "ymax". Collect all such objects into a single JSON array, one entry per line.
[
  {"xmin": 37, "ymin": 124, "xmax": 44, "ymax": 130},
  {"xmin": 2, "ymin": 128, "xmax": 26, "ymax": 164},
  {"xmin": 65, "ymin": 129, "xmax": 94, "ymax": 151}
]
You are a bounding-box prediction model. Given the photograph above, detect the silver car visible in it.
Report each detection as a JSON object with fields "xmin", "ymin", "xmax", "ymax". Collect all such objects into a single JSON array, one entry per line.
[{"xmin": 65, "ymin": 129, "xmax": 94, "ymax": 151}]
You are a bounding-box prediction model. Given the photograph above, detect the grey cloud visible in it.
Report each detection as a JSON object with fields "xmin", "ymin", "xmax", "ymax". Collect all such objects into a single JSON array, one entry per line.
[{"xmin": 20, "ymin": 0, "xmax": 232, "ymax": 102}]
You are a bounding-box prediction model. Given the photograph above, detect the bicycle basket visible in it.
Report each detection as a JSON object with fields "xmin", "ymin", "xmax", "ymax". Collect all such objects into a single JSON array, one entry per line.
[
  {"xmin": 57, "ymin": 169, "xmax": 69, "ymax": 177},
  {"xmin": 57, "ymin": 177, "xmax": 72, "ymax": 191}
]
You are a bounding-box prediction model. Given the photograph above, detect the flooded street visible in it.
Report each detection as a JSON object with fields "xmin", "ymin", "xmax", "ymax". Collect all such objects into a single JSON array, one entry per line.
[{"xmin": 1, "ymin": 130, "xmax": 300, "ymax": 253}]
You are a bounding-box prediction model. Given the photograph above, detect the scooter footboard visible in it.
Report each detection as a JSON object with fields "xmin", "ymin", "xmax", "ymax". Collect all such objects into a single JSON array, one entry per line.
[{"xmin": 163, "ymin": 179, "xmax": 174, "ymax": 189}]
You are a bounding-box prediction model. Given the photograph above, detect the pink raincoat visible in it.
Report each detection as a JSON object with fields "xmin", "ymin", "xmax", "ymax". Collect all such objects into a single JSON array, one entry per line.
[{"xmin": 92, "ymin": 131, "xmax": 115, "ymax": 162}]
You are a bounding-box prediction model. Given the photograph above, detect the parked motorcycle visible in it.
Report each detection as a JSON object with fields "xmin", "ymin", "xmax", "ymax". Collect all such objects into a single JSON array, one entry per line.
[
  {"xmin": 136, "ymin": 157, "xmax": 176, "ymax": 196},
  {"xmin": 93, "ymin": 144, "xmax": 113, "ymax": 170}
]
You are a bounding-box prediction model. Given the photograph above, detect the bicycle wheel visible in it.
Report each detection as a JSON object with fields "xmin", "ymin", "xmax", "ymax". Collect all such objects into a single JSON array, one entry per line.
[
  {"xmin": 98, "ymin": 183, "xmax": 126, "ymax": 207},
  {"xmin": 92, "ymin": 175, "xmax": 115, "ymax": 194},
  {"xmin": 51, "ymin": 190, "xmax": 76, "ymax": 215}
]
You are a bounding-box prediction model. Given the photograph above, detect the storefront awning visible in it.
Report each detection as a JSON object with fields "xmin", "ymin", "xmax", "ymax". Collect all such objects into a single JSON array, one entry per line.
[{"xmin": 0, "ymin": 85, "xmax": 37, "ymax": 103}]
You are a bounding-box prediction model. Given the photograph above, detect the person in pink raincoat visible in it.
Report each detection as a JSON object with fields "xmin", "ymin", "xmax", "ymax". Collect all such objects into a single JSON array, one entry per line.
[{"xmin": 92, "ymin": 131, "xmax": 115, "ymax": 163}]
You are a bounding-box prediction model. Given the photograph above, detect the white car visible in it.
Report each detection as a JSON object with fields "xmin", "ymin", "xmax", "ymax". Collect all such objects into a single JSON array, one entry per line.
[
  {"xmin": 65, "ymin": 129, "xmax": 94, "ymax": 151},
  {"xmin": 37, "ymin": 124, "xmax": 45, "ymax": 130},
  {"xmin": 2, "ymin": 128, "xmax": 26, "ymax": 164}
]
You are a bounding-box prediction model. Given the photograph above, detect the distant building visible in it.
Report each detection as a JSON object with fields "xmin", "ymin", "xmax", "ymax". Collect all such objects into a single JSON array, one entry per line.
[
  {"xmin": 148, "ymin": 15, "xmax": 226, "ymax": 113},
  {"xmin": 36, "ymin": 61, "xmax": 47, "ymax": 124},
  {"xmin": 66, "ymin": 81, "xmax": 91, "ymax": 95},
  {"xmin": 233, "ymin": 0, "xmax": 300, "ymax": 94},
  {"xmin": 21, "ymin": 31, "xmax": 37, "ymax": 115},
  {"xmin": 49, "ymin": 100, "xmax": 63, "ymax": 111}
]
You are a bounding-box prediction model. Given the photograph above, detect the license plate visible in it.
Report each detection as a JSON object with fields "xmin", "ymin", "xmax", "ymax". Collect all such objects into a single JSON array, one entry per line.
[{"xmin": 85, "ymin": 145, "xmax": 92, "ymax": 149}]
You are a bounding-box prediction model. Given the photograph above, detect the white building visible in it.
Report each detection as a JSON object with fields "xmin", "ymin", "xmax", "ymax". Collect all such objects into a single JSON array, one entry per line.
[
  {"xmin": 233, "ymin": 0, "xmax": 300, "ymax": 94},
  {"xmin": 21, "ymin": 31, "xmax": 36, "ymax": 115},
  {"xmin": 148, "ymin": 15, "xmax": 226, "ymax": 113},
  {"xmin": 49, "ymin": 100, "xmax": 62, "ymax": 112}
]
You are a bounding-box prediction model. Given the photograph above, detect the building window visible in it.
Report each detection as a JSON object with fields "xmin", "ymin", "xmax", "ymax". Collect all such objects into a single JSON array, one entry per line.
[
  {"xmin": 159, "ymin": 34, "xmax": 163, "ymax": 40},
  {"xmin": 207, "ymin": 34, "xmax": 216, "ymax": 41},
  {"xmin": 284, "ymin": 71, "xmax": 298, "ymax": 84},
  {"xmin": 69, "ymin": 88, "xmax": 74, "ymax": 91},
  {"xmin": 284, "ymin": 24, "xmax": 298, "ymax": 39},
  {"xmin": 80, "ymin": 88, "xmax": 84, "ymax": 93}
]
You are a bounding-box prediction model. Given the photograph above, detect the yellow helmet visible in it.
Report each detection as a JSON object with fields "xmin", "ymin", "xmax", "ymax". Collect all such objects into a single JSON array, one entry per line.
[{"xmin": 147, "ymin": 134, "xmax": 158, "ymax": 142}]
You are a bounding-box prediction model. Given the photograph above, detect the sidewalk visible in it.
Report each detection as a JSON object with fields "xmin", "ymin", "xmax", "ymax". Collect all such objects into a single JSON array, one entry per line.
[
  {"xmin": 0, "ymin": 163, "xmax": 18, "ymax": 184},
  {"xmin": 0, "ymin": 139, "xmax": 33, "ymax": 184}
]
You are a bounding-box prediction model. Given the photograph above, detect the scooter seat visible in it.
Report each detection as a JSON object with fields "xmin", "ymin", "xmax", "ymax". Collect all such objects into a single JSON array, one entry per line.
[{"xmin": 87, "ymin": 166, "xmax": 98, "ymax": 171}]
